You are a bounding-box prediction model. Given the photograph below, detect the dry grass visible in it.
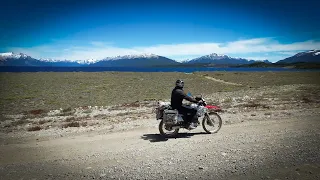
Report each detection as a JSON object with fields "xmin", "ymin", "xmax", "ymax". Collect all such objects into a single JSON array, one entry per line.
[
  {"xmin": 0, "ymin": 72, "xmax": 238, "ymax": 114},
  {"xmin": 1, "ymin": 72, "xmax": 319, "ymax": 115},
  {"xmin": 19, "ymin": 109, "xmax": 48, "ymax": 120},
  {"xmin": 10, "ymin": 119, "xmax": 31, "ymax": 126},
  {"xmin": 61, "ymin": 121, "xmax": 80, "ymax": 128},
  {"xmin": 243, "ymin": 102, "xmax": 263, "ymax": 108},
  {"xmin": 59, "ymin": 108, "xmax": 75, "ymax": 116},
  {"xmin": 65, "ymin": 117, "xmax": 76, "ymax": 122},
  {"xmin": 29, "ymin": 109, "xmax": 47, "ymax": 115},
  {"xmin": 301, "ymin": 97, "xmax": 313, "ymax": 103},
  {"xmin": 60, "ymin": 115, "xmax": 99, "ymax": 129},
  {"xmin": 116, "ymin": 112, "xmax": 132, "ymax": 116},
  {"xmin": 80, "ymin": 121, "xmax": 88, "ymax": 127},
  {"xmin": 83, "ymin": 109, "xmax": 93, "ymax": 114},
  {"xmin": 108, "ymin": 106, "xmax": 125, "ymax": 111},
  {"xmin": 234, "ymin": 100, "xmax": 271, "ymax": 109},
  {"xmin": 121, "ymin": 102, "xmax": 141, "ymax": 108},
  {"xmin": 37, "ymin": 119, "xmax": 51, "ymax": 125},
  {"xmin": 27, "ymin": 125, "xmax": 42, "ymax": 131},
  {"xmin": 93, "ymin": 114, "xmax": 108, "ymax": 119},
  {"xmin": 196, "ymin": 72, "xmax": 320, "ymax": 88}
]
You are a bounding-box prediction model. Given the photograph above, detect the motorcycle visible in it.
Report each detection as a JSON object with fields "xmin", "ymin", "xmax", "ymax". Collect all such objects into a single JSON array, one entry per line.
[{"xmin": 154, "ymin": 93, "xmax": 222, "ymax": 137}]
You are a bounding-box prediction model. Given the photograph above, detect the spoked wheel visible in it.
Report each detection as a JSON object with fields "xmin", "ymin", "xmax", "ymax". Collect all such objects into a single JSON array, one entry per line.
[
  {"xmin": 202, "ymin": 112, "xmax": 222, "ymax": 134},
  {"xmin": 159, "ymin": 120, "xmax": 179, "ymax": 138}
]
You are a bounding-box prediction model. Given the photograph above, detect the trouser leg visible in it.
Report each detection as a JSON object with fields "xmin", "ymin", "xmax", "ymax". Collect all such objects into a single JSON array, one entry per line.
[
  {"xmin": 179, "ymin": 106, "xmax": 198, "ymax": 123},
  {"xmin": 178, "ymin": 107, "xmax": 189, "ymax": 123}
]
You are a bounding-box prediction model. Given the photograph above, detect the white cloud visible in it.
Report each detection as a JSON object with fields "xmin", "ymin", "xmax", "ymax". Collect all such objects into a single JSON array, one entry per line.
[
  {"xmin": 242, "ymin": 57, "xmax": 269, "ymax": 60},
  {"xmin": 90, "ymin": 41, "xmax": 105, "ymax": 46},
  {"xmin": 7, "ymin": 38, "xmax": 320, "ymax": 62},
  {"xmin": 277, "ymin": 51, "xmax": 299, "ymax": 56},
  {"xmin": 90, "ymin": 41, "xmax": 113, "ymax": 47}
]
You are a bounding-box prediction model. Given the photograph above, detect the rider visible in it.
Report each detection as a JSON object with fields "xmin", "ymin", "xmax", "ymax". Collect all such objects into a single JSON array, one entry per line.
[{"xmin": 171, "ymin": 79, "xmax": 200, "ymax": 129}]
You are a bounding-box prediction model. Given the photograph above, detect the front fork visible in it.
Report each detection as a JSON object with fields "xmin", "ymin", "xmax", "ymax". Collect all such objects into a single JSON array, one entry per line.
[{"xmin": 204, "ymin": 113, "xmax": 215, "ymax": 126}]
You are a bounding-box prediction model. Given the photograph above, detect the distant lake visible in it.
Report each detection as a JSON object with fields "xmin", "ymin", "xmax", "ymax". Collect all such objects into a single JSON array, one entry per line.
[{"xmin": 0, "ymin": 66, "xmax": 319, "ymax": 73}]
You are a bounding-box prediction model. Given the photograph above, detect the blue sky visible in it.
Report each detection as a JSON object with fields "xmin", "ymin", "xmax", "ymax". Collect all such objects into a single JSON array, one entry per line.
[{"xmin": 1, "ymin": 0, "xmax": 319, "ymax": 62}]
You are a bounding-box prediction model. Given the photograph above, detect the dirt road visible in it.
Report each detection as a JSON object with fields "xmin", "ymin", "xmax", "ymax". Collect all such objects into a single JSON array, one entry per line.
[
  {"xmin": 1, "ymin": 112, "xmax": 320, "ymax": 180},
  {"xmin": 204, "ymin": 76, "xmax": 243, "ymax": 86}
]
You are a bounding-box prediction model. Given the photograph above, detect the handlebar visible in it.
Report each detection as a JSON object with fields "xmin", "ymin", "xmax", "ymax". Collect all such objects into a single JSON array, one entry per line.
[{"xmin": 197, "ymin": 99, "xmax": 206, "ymax": 106}]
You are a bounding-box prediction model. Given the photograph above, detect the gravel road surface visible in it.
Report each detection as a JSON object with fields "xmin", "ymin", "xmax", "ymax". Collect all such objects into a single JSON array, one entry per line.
[{"xmin": 1, "ymin": 112, "xmax": 320, "ymax": 180}]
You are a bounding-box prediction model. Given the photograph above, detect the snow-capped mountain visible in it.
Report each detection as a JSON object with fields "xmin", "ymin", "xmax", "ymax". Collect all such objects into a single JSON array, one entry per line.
[
  {"xmin": 195, "ymin": 53, "xmax": 231, "ymax": 60},
  {"xmin": 39, "ymin": 58, "xmax": 97, "ymax": 65},
  {"xmin": 276, "ymin": 50, "xmax": 320, "ymax": 64},
  {"xmin": 293, "ymin": 50, "xmax": 320, "ymax": 57},
  {"xmin": 185, "ymin": 53, "xmax": 270, "ymax": 65},
  {"xmin": 0, "ymin": 53, "xmax": 93, "ymax": 65},
  {"xmin": 39, "ymin": 58, "xmax": 63, "ymax": 62},
  {"xmin": 100, "ymin": 53, "xmax": 160, "ymax": 61},
  {"xmin": 0, "ymin": 52, "xmax": 50, "ymax": 66},
  {"xmin": 0, "ymin": 52, "xmax": 29, "ymax": 60},
  {"xmin": 90, "ymin": 54, "xmax": 179, "ymax": 67},
  {"xmin": 38, "ymin": 58, "xmax": 94, "ymax": 66},
  {"xmin": 79, "ymin": 59, "xmax": 97, "ymax": 64},
  {"xmin": 0, "ymin": 52, "xmax": 180, "ymax": 67},
  {"xmin": 0, "ymin": 52, "xmax": 82, "ymax": 66}
]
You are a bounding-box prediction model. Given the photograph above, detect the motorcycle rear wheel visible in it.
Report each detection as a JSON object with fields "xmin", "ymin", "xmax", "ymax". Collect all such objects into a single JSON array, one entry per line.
[
  {"xmin": 159, "ymin": 120, "xmax": 179, "ymax": 137},
  {"xmin": 202, "ymin": 112, "xmax": 222, "ymax": 134}
]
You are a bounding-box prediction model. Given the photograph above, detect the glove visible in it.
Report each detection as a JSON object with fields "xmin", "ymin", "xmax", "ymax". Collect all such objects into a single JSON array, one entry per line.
[{"xmin": 198, "ymin": 100, "xmax": 204, "ymax": 104}]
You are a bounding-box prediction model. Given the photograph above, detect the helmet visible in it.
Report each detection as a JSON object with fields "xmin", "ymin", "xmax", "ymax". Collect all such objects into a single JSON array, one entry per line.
[{"xmin": 175, "ymin": 79, "xmax": 184, "ymax": 88}]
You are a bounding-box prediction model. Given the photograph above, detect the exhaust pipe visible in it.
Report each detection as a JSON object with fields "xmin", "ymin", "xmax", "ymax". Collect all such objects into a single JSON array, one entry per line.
[{"xmin": 171, "ymin": 126, "xmax": 180, "ymax": 130}]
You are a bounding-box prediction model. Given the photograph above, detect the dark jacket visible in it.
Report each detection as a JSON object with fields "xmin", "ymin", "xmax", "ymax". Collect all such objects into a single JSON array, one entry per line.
[{"xmin": 171, "ymin": 87, "xmax": 198, "ymax": 109}]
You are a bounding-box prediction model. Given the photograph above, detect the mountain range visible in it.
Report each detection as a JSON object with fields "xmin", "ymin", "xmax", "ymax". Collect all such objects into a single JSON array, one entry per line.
[
  {"xmin": 0, "ymin": 50, "xmax": 319, "ymax": 67},
  {"xmin": 89, "ymin": 54, "xmax": 180, "ymax": 67},
  {"xmin": 185, "ymin": 53, "xmax": 270, "ymax": 65},
  {"xmin": 276, "ymin": 50, "xmax": 320, "ymax": 64}
]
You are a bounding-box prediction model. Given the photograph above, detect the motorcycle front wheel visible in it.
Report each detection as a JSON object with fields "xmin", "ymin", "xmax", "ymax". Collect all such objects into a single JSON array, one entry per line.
[
  {"xmin": 202, "ymin": 112, "xmax": 222, "ymax": 134},
  {"xmin": 159, "ymin": 120, "xmax": 179, "ymax": 137}
]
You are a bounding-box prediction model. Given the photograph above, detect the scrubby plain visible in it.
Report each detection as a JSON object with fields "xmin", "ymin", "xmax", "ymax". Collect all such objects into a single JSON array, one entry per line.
[{"xmin": 1, "ymin": 71, "xmax": 319, "ymax": 114}]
